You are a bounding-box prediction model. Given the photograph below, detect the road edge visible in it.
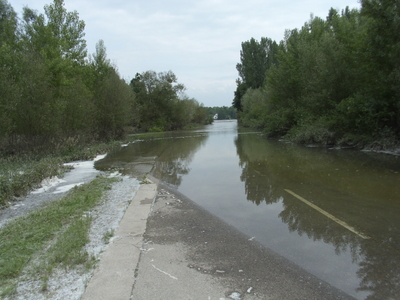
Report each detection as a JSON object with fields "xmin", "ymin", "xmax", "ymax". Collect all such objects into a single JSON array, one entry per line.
[{"xmin": 81, "ymin": 180, "xmax": 157, "ymax": 300}]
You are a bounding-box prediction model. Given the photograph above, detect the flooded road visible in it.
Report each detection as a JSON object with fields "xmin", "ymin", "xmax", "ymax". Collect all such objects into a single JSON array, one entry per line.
[{"xmin": 95, "ymin": 120, "xmax": 400, "ymax": 300}]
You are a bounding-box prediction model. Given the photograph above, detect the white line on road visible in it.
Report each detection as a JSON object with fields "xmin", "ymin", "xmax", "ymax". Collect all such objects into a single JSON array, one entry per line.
[{"xmin": 284, "ymin": 189, "xmax": 370, "ymax": 239}]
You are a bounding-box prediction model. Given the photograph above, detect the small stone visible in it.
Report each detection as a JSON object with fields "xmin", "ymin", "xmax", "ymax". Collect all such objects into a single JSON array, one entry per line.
[{"xmin": 228, "ymin": 292, "xmax": 241, "ymax": 300}]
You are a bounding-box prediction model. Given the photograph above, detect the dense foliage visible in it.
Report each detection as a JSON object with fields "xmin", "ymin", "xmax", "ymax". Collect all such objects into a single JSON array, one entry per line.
[
  {"xmin": 0, "ymin": 0, "xmax": 208, "ymax": 154},
  {"xmin": 130, "ymin": 71, "xmax": 210, "ymax": 132},
  {"xmin": 206, "ymin": 106, "xmax": 237, "ymax": 120},
  {"xmin": 234, "ymin": 1, "xmax": 400, "ymax": 148}
]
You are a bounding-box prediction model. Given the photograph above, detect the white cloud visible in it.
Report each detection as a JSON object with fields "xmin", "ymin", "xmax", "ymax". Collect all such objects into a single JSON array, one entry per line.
[{"xmin": 10, "ymin": 0, "xmax": 361, "ymax": 107}]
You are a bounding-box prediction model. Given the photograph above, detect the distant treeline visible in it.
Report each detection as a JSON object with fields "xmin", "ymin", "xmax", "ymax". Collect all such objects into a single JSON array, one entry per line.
[
  {"xmin": 205, "ymin": 106, "xmax": 237, "ymax": 120},
  {"xmin": 0, "ymin": 0, "xmax": 209, "ymax": 154},
  {"xmin": 234, "ymin": 1, "xmax": 400, "ymax": 148}
]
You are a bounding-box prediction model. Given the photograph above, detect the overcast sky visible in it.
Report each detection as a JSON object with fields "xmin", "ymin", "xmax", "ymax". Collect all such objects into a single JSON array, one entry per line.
[{"xmin": 10, "ymin": 0, "xmax": 361, "ymax": 107}]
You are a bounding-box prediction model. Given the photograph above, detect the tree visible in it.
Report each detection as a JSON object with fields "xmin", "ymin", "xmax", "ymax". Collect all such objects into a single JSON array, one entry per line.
[
  {"xmin": 6, "ymin": 0, "xmax": 92, "ymax": 142},
  {"xmin": 361, "ymin": 0, "xmax": 400, "ymax": 130},
  {"xmin": 93, "ymin": 69, "xmax": 134, "ymax": 139},
  {"xmin": 0, "ymin": 0, "xmax": 18, "ymax": 46},
  {"xmin": 236, "ymin": 38, "xmax": 267, "ymax": 89},
  {"xmin": 131, "ymin": 70, "xmax": 186, "ymax": 131},
  {"xmin": 234, "ymin": 37, "xmax": 279, "ymax": 113},
  {"xmin": 0, "ymin": 0, "xmax": 19, "ymax": 138},
  {"xmin": 90, "ymin": 40, "xmax": 135, "ymax": 139},
  {"xmin": 91, "ymin": 39, "xmax": 110, "ymax": 74},
  {"xmin": 232, "ymin": 80, "xmax": 247, "ymax": 111},
  {"xmin": 23, "ymin": 0, "xmax": 86, "ymax": 63}
]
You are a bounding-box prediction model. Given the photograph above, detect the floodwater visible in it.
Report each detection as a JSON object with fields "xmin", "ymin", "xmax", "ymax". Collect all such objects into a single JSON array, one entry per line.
[{"xmin": 95, "ymin": 120, "xmax": 400, "ymax": 300}]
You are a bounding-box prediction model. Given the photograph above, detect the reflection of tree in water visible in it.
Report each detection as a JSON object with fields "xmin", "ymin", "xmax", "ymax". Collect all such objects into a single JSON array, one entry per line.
[
  {"xmin": 235, "ymin": 132, "xmax": 400, "ymax": 299},
  {"xmin": 235, "ymin": 134, "xmax": 281, "ymax": 205},
  {"xmin": 280, "ymin": 195, "xmax": 400, "ymax": 300},
  {"xmin": 279, "ymin": 196, "xmax": 362, "ymax": 258},
  {"xmin": 356, "ymin": 240, "xmax": 400, "ymax": 300},
  {"xmin": 280, "ymin": 200, "xmax": 399, "ymax": 300},
  {"xmin": 152, "ymin": 135, "xmax": 208, "ymax": 187},
  {"xmin": 96, "ymin": 133, "xmax": 208, "ymax": 186}
]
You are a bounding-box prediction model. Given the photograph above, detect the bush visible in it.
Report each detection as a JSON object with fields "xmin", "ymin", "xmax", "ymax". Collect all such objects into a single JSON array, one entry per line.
[{"xmin": 285, "ymin": 119, "xmax": 336, "ymax": 145}]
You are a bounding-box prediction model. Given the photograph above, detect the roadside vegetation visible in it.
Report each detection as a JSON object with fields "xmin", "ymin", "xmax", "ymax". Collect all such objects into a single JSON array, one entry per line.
[
  {"xmin": 0, "ymin": 176, "xmax": 118, "ymax": 297},
  {"xmin": 233, "ymin": 1, "xmax": 400, "ymax": 150}
]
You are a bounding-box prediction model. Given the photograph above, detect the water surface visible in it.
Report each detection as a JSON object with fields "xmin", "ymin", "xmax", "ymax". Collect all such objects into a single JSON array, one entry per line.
[{"xmin": 96, "ymin": 120, "xmax": 400, "ymax": 300}]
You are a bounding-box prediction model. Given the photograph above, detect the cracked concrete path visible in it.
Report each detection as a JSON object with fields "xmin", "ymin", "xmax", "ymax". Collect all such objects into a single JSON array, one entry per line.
[{"xmin": 81, "ymin": 182, "xmax": 157, "ymax": 300}]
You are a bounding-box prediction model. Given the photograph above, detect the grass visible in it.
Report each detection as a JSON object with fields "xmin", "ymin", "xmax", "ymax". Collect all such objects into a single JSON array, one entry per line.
[{"xmin": 0, "ymin": 175, "xmax": 118, "ymax": 297}]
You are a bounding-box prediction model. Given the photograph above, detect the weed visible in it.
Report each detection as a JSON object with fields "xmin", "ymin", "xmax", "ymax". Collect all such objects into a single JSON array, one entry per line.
[
  {"xmin": 140, "ymin": 174, "xmax": 152, "ymax": 184},
  {"xmin": 103, "ymin": 229, "xmax": 114, "ymax": 244}
]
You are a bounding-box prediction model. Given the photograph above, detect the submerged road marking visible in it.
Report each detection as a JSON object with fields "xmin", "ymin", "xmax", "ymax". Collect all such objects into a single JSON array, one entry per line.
[{"xmin": 284, "ymin": 189, "xmax": 370, "ymax": 239}]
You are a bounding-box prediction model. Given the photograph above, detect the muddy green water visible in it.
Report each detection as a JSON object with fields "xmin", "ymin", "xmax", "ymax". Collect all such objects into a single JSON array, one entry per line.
[{"xmin": 96, "ymin": 120, "xmax": 400, "ymax": 300}]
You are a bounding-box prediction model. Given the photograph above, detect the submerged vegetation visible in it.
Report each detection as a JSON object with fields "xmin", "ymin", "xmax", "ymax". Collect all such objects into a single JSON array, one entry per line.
[{"xmin": 234, "ymin": 1, "xmax": 400, "ymax": 149}]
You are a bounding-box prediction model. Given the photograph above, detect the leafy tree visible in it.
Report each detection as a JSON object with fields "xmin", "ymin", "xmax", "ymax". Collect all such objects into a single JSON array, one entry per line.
[
  {"xmin": 240, "ymin": 88, "xmax": 268, "ymax": 128},
  {"xmin": 12, "ymin": 54, "xmax": 58, "ymax": 137},
  {"xmin": 131, "ymin": 70, "xmax": 186, "ymax": 131},
  {"xmin": 7, "ymin": 0, "xmax": 91, "ymax": 143},
  {"xmin": 130, "ymin": 70, "xmax": 209, "ymax": 131},
  {"xmin": 361, "ymin": 0, "xmax": 400, "ymax": 130},
  {"xmin": 0, "ymin": 0, "xmax": 208, "ymax": 154},
  {"xmin": 236, "ymin": 37, "xmax": 275, "ymax": 89},
  {"xmin": 0, "ymin": 0, "xmax": 18, "ymax": 45},
  {"xmin": 193, "ymin": 104, "xmax": 211, "ymax": 125},
  {"xmin": 234, "ymin": 37, "xmax": 279, "ymax": 112},
  {"xmin": 0, "ymin": 0, "xmax": 19, "ymax": 138},
  {"xmin": 91, "ymin": 40, "xmax": 135, "ymax": 139},
  {"xmin": 22, "ymin": 0, "xmax": 88, "ymax": 112},
  {"xmin": 93, "ymin": 69, "xmax": 134, "ymax": 139},
  {"xmin": 235, "ymin": 6, "xmax": 395, "ymax": 144},
  {"xmin": 22, "ymin": 0, "xmax": 86, "ymax": 63},
  {"xmin": 232, "ymin": 80, "xmax": 247, "ymax": 111}
]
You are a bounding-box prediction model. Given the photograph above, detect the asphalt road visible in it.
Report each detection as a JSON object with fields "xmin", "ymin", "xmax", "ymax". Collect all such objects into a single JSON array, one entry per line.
[{"xmin": 130, "ymin": 182, "xmax": 356, "ymax": 300}]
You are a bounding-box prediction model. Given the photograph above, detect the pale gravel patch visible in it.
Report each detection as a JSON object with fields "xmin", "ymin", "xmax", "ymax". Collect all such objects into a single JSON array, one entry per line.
[{"xmin": 6, "ymin": 175, "xmax": 140, "ymax": 300}]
